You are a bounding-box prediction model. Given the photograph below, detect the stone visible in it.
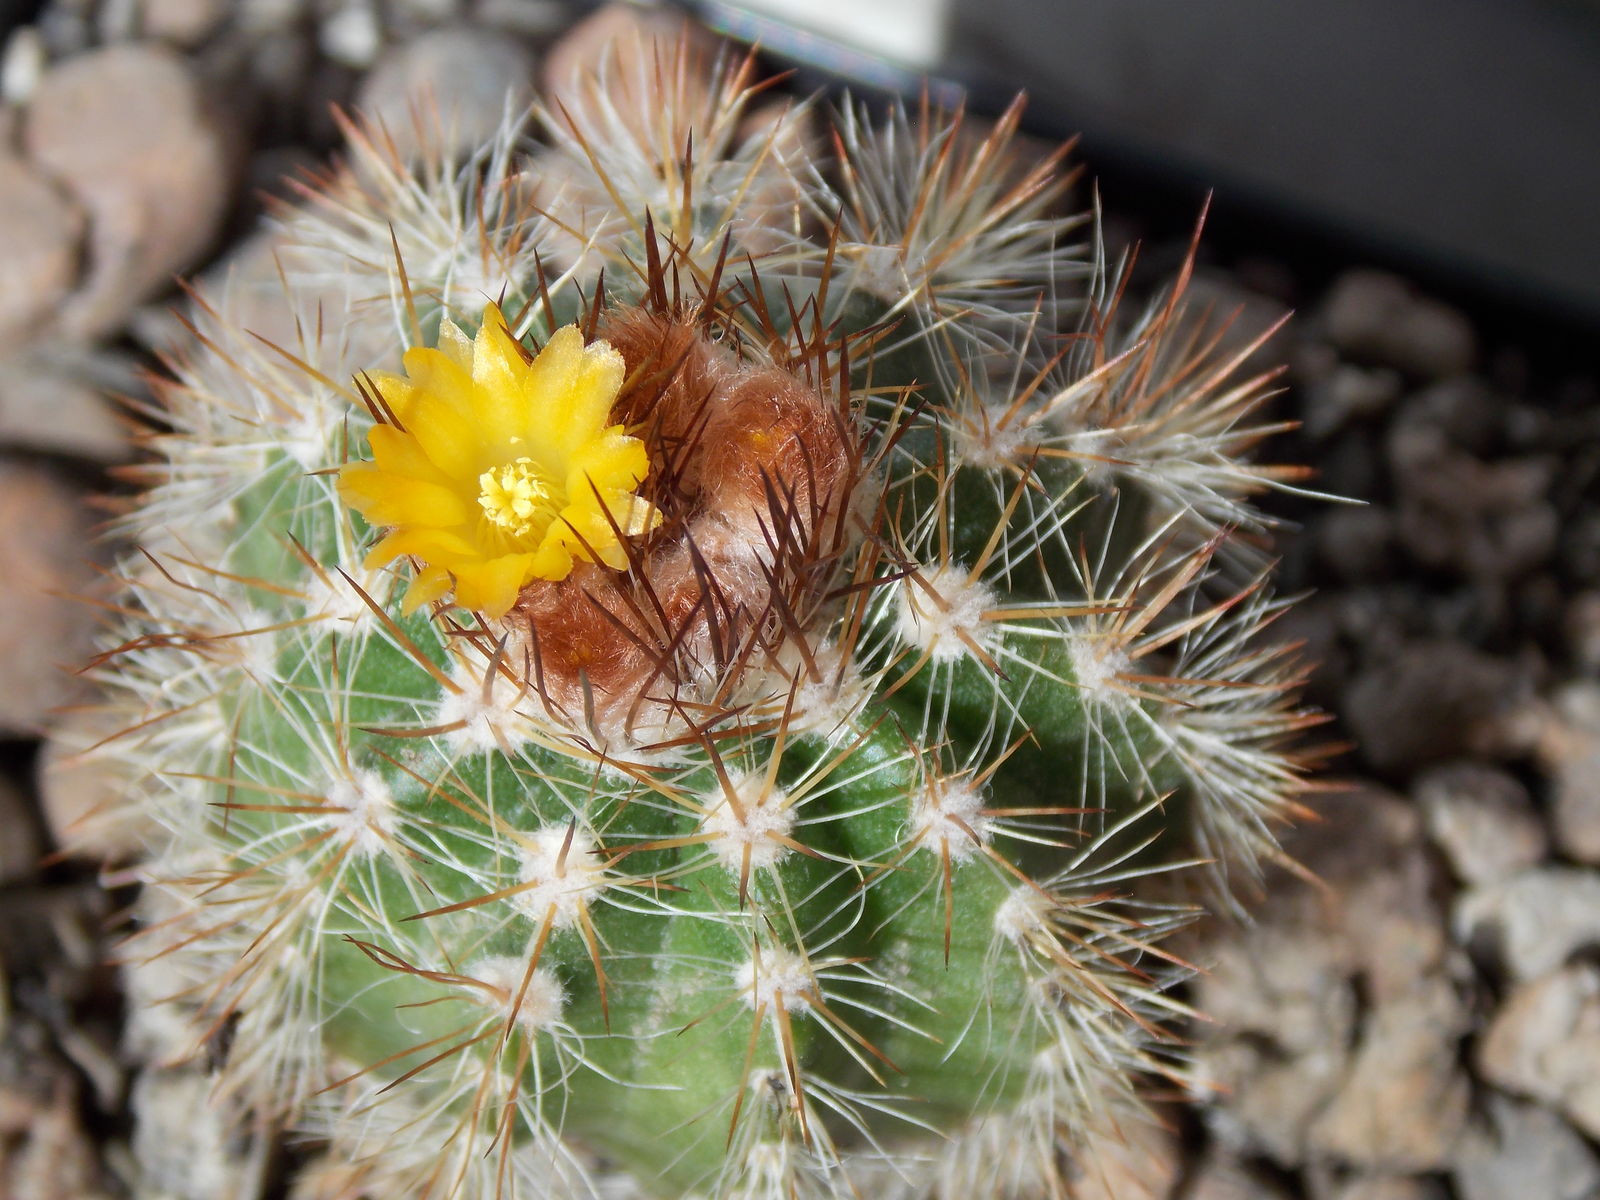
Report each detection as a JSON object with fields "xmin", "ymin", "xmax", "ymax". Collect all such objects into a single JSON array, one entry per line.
[
  {"xmin": 0, "ymin": 353, "xmax": 133, "ymax": 464},
  {"xmin": 1476, "ymin": 964, "xmax": 1600, "ymax": 1139},
  {"xmin": 1065, "ymin": 1111, "xmax": 1180, "ymax": 1200},
  {"xmin": 1415, "ymin": 762, "xmax": 1546, "ymax": 885},
  {"xmin": 130, "ymin": 1068, "xmax": 270, "ymax": 1199},
  {"xmin": 1313, "ymin": 505, "xmax": 1396, "ymax": 584},
  {"xmin": 24, "ymin": 44, "xmax": 232, "ymax": 339},
  {"xmin": 318, "ymin": 0, "xmax": 383, "ymax": 68},
  {"xmin": 1451, "ymin": 1093, "xmax": 1600, "ymax": 1200},
  {"xmin": 1567, "ymin": 591, "xmax": 1600, "ymax": 673},
  {"xmin": 356, "ymin": 28, "xmax": 536, "ymax": 162},
  {"xmin": 1317, "ymin": 1179, "xmax": 1447, "ymax": 1200},
  {"xmin": 1389, "ymin": 447, "xmax": 1557, "ymax": 582},
  {"xmin": 1342, "ymin": 640, "xmax": 1525, "ymax": 777},
  {"xmin": 0, "ymin": 157, "xmax": 86, "ymax": 352},
  {"xmin": 139, "ymin": 0, "xmax": 226, "ymax": 45},
  {"xmin": 1193, "ymin": 787, "xmax": 1464, "ymax": 1170},
  {"xmin": 543, "ymin": 3, "xmax": 722, "ymax": 100},
  {"xmin": 0, "ymin": 463, "xmax": 100, "ymax": 734},
  {"xmin": 36, "ymin": 720, "xmax": 154, "ymax": 862},
  {"xmin": 1185, "ymin": 1151, "xmax": 1291, "ymax": 1200},
  {"xmin": 0, "ymin": 775, "xmax": 41, "ymax": 886},
  {"xmin": 1454, "ymin": 867, "xmax": 1600, "ymax": 982},
  {"xmin": 0, "ymin": 1082, "xmax": 114, "ymax": 1200},
  {"xmin": 1306, "ymin": 980, "xmax": 1470, "ymax": 1172},
  {"xmin": 1322, "ymin": 269, "xmax": 1475, "ymax": 379},
  {"xmin": 1300, "ymin": 363, "xmax": 1402, "ymax": 439},
  {"xmin": 473, "ymin": 0, "xmax": 567, "ymax": 36},
  {"xmin": 1538, "ymin": 683, "xmax": 1600, "ymax": 864},
  {"xmin": 0, "ymin": 25, "xmax": 46, "ymax": 105}
]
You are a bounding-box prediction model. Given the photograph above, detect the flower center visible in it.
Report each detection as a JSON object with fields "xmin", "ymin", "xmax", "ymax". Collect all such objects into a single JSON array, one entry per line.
[{"xmin": 478, "ymin": 457, "xmax": 561, "ymax": 537}]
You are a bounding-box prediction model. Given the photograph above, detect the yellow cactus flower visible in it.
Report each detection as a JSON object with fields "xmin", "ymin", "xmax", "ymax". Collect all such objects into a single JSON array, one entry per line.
[{"xmin": 338, "ymin": 305, "xmax": 660, "ymax": 618}]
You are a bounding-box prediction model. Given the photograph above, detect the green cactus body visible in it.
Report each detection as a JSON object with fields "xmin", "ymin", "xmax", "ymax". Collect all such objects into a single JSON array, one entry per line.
[{"xmin": 89, "ymin": 29, "xmax": 1315, "ymax": 1200}]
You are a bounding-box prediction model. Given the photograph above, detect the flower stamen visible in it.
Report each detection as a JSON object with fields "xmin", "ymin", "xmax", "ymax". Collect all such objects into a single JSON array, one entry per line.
[{"xmin": 478, "ymin": 457, "xmax": 559, "ymax": 537}]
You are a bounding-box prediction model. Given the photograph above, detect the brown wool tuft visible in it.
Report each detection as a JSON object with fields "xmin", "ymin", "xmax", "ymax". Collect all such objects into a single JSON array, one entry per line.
[{"xmin": 508, "ymin": 306, "xmax": 860, "ymax": 746}]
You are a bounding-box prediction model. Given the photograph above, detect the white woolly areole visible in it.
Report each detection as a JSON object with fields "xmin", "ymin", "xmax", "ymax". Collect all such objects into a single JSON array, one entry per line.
[
  {"xmin": 994, "ymin": 886, "xmax": 1054, "ymax": 943},
  {"xmin": 514, "ymin": 825, "xmax": 608, "ymax": 928},
  {"xmin": 953, "ymin": 407, "xmax": 1037, "ymax": 471},
  {"xmin": 895, "ymin": 563, "xmax": 997, "ymax": 663},
  {"xmin": 468, "ymin": 956, "xmax": 566, "ymax": 1034},
  {"xmin": 434, "ymin": 662, "xmax": 532, "ymax": 753},
  {"xmin": 300, "ymin": 562, "xmax": 389, "ymax": 625},
  {"xmin": 701, "ymin": 774, "xmax": 794, "ymax": 872},
  {"xmin": 910, "ymin": 776, "xmax": 992, "ymax": 862},
  {"xmin": 1068, "ymin": 634, "xmax": 1133, "ymax": 703},
  {"xmin": 229, "ymin": 608, "xmax": 283, "ymax": 683},
  {"xmin": 324, "ymin": 768, "xmax": 397, "ymax": 857},
  {"xmin": 736, "ymin": 946, "xmax": 812, "ymax": 1013}
]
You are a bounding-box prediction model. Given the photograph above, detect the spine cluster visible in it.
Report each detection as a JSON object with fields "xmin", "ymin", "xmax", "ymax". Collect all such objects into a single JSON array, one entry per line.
[{"xmin": 85, "ymin": 26, "xmax": 1318, "ymax": 1200}]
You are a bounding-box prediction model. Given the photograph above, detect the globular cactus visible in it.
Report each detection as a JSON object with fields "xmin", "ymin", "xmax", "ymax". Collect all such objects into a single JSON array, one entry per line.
[{"xmin": 87, "ymin": 26, "xmax": 1317, "ymax": 1200}]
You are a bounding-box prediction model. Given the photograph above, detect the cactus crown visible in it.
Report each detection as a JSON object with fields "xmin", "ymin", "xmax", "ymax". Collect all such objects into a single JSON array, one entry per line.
[{"xmin": 87, "ymin": 28, "xmax": 1318, "ymax": 1200}]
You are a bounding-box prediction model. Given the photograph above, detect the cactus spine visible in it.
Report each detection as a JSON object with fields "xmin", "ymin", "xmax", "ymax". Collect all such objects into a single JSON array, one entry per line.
[{"xmin": 89, "ymin": 29, "xmax": 1316, "ymax": 1200}]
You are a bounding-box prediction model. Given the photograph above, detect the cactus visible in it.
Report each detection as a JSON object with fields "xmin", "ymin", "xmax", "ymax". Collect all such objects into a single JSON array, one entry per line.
[{"xmin": 88, "ymin": 26, "xmax": 1317, "ymax": 1200}]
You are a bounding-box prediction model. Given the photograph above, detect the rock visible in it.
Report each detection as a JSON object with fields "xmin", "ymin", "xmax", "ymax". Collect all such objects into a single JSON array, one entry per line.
[
  {"xmin": 0, "ymin": 462, "xmax": 100, "ymax": 734},
  {"xmin": 1454, "ymin": 867, "xmax": 1600, "ymax": 981},
  {"xmin": 1387, "ymin": 378, "xmax": 1503, "ymax": 464},
  {"xmin": 237, "ymin": 0, "xmax": 305, "ymax": 33},
  {"xmin": 1322, "ymin": 269, "xmax": 1476, "ymax": 378},
  {"xmin": 0, "ymin": 775, "xmax": 41, "ymax": 886},
  {"xmin": 1415, "ymin": 762, "xmax": 1546, "ymax": 885},
  {"xmin": 98, "ymin": 0, "xmax": 142, "ymax": 42},
  {"xmin": 1343, "ymin": 640, "xmax": 1525, "ymax": 777},
  {"xmin": 0, "ymin": 157, "xmax": 86, "ymax": 352},
  {"xmin": 0, "ymin": 1080, "xmax": 115, "ymax": 1200},
  {"xmin": 130, "ymin": 1068, "xmax": 271, "ymax": 1199},
  {"xmin": 473, "ymin": 0, "xmax": 567, "ymax": 36},
  {"xmin": 0, "ymin": 25, "xmax": 46, "ymax": 105},
  {"xmin": 318, "ymin": 0, "xmax": 383, "ymax": 68},
  {"xmin": 139, "ymin": 0, "xmax": 226, "ymax": 45},
  {"xmin": 1299, "ymin": 363, "xmax": 1402, "ymax": 439},
  {"xmin": 1317, "ymin": 1179, "xmax": 1448, "ymax": 1200},
  {"xmin": 1305, "ymin": 980, "xmax": 1470, "ymax": 1172},
  {"xmin": 1451, "ymin": 1093, "xmax": 1600, "ymax": 1200},
  {"xmin": 1185, "ymin": 1151, "xmax": 1292, "ymax": 1200},
  {"xmin": 1538, "ymin": 683, "xmax": 1600, "ymax": 864},
  {"xmin": 24, "ymin": 44, "xmax": 232, "ymax": 339},
  {"xmin": 355, "ymin": 28, "xmax": 536, "ymax": 161},
  {"xmin": 1193, "ymin": 787, "xmax": 1464, "ymax": 1170},
  {"xmin": 1566, "ymin": 591, "xmax": 1600, "ymax": 673},
  {"xmin": 1313, "ymin": 505, "xmax": 1396, "ymax": 584},
  {"xmin": 1476, "ymin": 964, "xmax": 1600, "ymax": 1139},
  {"xmin": 1065, "ymin": 1112, "xmax": 1180, "ymax": 1200},
  {"xmin": 0, "ymin": 353, "xmax": 133, "ymax": 464},
  {"xmin": 36, "ymin": 720, "xmax": 153, "ymax": 862},
  {"xmin": 543, "ymin": 3, "xmax": 721, "ymax": 99},
  {"xmin": 1389, "ymin": 448, "xmax": 1557, "ymax": 582}
]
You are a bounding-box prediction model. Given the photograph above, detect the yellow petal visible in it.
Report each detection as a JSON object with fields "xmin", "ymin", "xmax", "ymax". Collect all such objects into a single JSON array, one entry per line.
[
  {"xmin": 366, "ymin": 425, "xmax": 450, "ymax": 486},
  {"xmin": 402, "ymin": 564, "xmax": 454, "ymax": 614},
  {"xmin": 342, "ymin": 470, "xmax": 470, "ymax": 529},
  {"xmin": 402, "ymin": 389, "xmax": 481, "ymax": 479},
  {"xmin": 437, "ymin": 316, "xmax": 473, "ymax": 369},
  {"xmin": 365, "ymin": 526, "xmax": 481, "ymax": 567},
  {"xmin": 565, "ymin": 430, "xmax": 651, "ymax": 498},
  {"xmin": 453, "ymin": 554, "xmax": 535, "ymax": 618}
]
